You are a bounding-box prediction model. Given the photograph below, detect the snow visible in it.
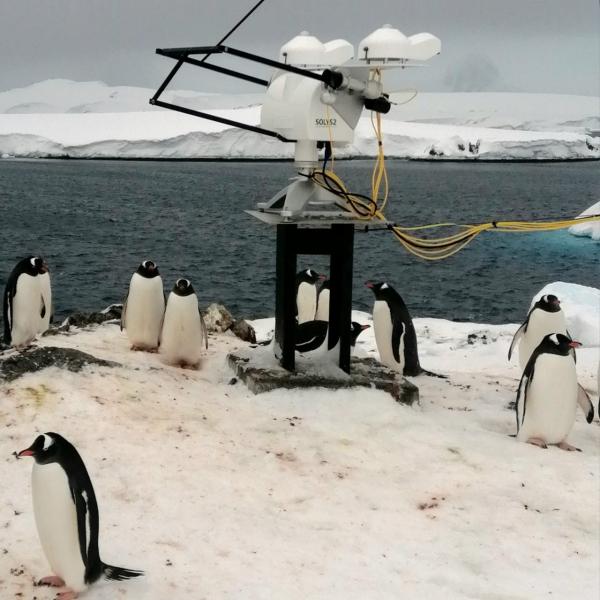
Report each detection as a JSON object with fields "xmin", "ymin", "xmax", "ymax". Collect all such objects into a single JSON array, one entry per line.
[
  {"xmin": 2, "ymin": 298, "xmax": 599, "ymax": 599},
  {"xmin": 532, "ymin": 282, "xmax": 600, "ymax": 348},
  {"xmin": 570, "ymin": 201, "xmax": 600, "ymax": 241},
  {"xmin": 0, "ymin": 80, "xmax": 598, "ymax": 161}
]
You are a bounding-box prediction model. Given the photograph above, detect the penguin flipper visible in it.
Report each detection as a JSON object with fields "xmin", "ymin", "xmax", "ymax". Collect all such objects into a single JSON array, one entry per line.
[
  {"xmin": 50, "ymin": 300, "xmax": 54, "ymax": 324},
  {"xmin": 40, "ymin": 295, "xmax": 46, "ymax": 319},
  {"xmin": 199, "ymin": 307, "xmax": 208, "ymax": 350},
  {"xmin": 391, "ymin": 317, "xmax": 403, "ymax": 365},
  {"xmin": 71, "ymin": 487, "xmax": 91, "ymax": 570},
  {"xmin": 577, "ymin": 384, "xmax": 594, "ymax": 424},
  {"xmin": 120, "ymin": 297, "xmax": 128, "ymax": 331},
  {"xmin": 3, "ymin": 287, "xmax": 13, "ymax": 344},
  {"xmin": 508, "ymin": 321, "xmax": 527, "ymax": 361},
  {"xmin": 515, "ymin": 360, "xmax": 535, "ymax": 432}
]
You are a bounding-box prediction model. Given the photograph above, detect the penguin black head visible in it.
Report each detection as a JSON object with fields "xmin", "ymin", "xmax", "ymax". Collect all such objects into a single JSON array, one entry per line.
[
  {"xmin": 297, "ymin": 269, "xmax": 325, "ymax": 285},
  {"xmin": 173, "ymin": 278, "xmax": 195, "ymax": 296},
  {"xmin": 540, "ymin": 333, "xmax": 581, "ymax": 356},
  {"xmin": 366, "ymin": 281, "xmax": 394, "ymax": 299},
  {"xmin": 23, "ymin": 256, "xmax": 48, "ymax": 276},
  {"xmin": 17, "ymin": 432, "xmax": 63, "ymax": 465},
  {"xmin": 535, "ymin": 294, "xmax": 561, "ymax": 313},
  {"xmin": 136, "ymin": 260, "xmax": 160, "ymax": 278},
  {"xmin": 350, "ymin": 322, "xmax": 370, "ymax": 346}
]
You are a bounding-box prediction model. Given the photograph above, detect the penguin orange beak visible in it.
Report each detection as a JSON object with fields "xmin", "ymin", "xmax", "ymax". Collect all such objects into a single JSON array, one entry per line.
[
  {"xmin": 365, "ymin": 283, "xmax": 374, "ymax": 288},
  {"xmin": 568, "ymin": 342, "xmax": 581, "ymax": 348},
  {"xmin": 40, "ymin": 265, "xmax": 48, "ymax": 274},
  {"xmin": 17, "ymin": 449, "xmax": 34, "ymax": 458},
  {"xmin": 360, "ymin": 325, "xmax": 371, "ymax": 330},
  {"xmin": 318, "ymin": 275, "xmax": 325, "ymax": 280}
]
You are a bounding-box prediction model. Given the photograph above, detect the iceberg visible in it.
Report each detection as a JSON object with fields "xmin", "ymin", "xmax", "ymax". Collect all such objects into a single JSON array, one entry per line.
[{"xmin": 569, "ymin": 201, "xmax": 600, "ymax": 241}]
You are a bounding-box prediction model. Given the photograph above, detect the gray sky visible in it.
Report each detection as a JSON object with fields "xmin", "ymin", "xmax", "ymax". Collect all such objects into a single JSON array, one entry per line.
[{"xmin": 1, "ymin": 0, "xmax": 599, "ymax": 95}]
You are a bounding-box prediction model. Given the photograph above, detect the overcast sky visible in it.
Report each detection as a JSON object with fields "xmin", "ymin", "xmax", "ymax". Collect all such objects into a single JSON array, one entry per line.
[{"xmin": 1, "ymin": 0, "xmax": 598, "ymax": 95}]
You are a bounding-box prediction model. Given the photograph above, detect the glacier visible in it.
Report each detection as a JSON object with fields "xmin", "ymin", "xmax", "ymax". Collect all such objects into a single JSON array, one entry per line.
[{"xmin": 0, "ymin": 80, "xmax": 599, "ymax": 161}]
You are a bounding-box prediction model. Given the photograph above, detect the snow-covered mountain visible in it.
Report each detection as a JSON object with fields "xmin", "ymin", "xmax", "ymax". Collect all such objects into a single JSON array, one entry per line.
[{"xmin": 0, "ymin": 80, "xmax": 598, "ymax": 160}]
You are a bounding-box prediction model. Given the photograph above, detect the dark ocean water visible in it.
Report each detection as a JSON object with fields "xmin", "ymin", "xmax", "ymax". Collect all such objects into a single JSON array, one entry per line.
[{"xmin": 0, "ymin": 159, "xmax": 597, "ymax": 324}]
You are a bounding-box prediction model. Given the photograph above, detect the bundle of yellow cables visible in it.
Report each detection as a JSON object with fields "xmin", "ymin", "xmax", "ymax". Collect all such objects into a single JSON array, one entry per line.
[{"xmin": 309, "ymin": 72, "xmax": 599, "ymax": 261}]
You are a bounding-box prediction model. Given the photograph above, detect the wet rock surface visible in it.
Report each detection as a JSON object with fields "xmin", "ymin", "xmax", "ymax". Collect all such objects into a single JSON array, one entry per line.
[{"xmin": 0, "ymin": 347, "xmax": 120, "ymax": 382}]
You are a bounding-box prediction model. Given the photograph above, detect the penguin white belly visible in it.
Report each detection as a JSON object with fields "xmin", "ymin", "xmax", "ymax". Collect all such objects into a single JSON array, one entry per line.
[
  {"xmin": 373, "ymin": 300, "xmax": 402, "ymax": 372},
  {"xmin": 38, "ymin": 273, "xmax": 52, "ymax": 334},
  {"xmin": 125, "ymin": 275, "xmax": 165, "ymax": 349},
  {"xmin": 11, "ymin": 275, "xmax": 41, "ymax": 348},
  {"xmin": 160, "ymin": 295, "xmax": 203, "ymax": 366},
  {"xmin": 297, "ymin": 283, "xmax": 316, "ymax": 324},
  {"xmin": 519, "ymin": 311, "xmax": 567, "ymax": 370},
  {"xmin": 517, "ymin": 355, "xmax": 578, "ymax": 444},
  {"xmin": 32, "ymin": 463, "xmax": 87, "ymax": 592},
  {"xmin": 315, "ymin": 289, "xmax": 330, "ymax": 322}
]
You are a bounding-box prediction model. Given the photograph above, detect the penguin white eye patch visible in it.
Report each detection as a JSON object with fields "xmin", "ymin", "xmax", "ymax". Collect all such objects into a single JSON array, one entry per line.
[
  {"xmin": 549, "ymin": 334, "xmax": 559, "ymax": 345},
  {"xmin": 381, "ymin": 283, "xmax": 389, "ymax": 290},
  {"xmin": 42, "ymin": 434, "xmax": 55, "ymax": 451}
]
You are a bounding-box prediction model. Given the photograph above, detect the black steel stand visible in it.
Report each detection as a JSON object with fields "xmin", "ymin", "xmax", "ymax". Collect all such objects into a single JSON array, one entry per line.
[{"xmin": 274, "ymin": 224, "xmax": 355, "ymax": 373}]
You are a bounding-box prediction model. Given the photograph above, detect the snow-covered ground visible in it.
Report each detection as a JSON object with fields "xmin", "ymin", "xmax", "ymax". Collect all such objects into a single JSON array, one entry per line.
[
  {"xmin": 0, "ymin": 80, "xmax": 598, "ymax": 160},
  {"xmin": 570, "ymin": 201, "xmax": 600, "ymax": 241},
  {"xmin": 1, "ymin": 288, "xmax": 599, "ymax": 599}
]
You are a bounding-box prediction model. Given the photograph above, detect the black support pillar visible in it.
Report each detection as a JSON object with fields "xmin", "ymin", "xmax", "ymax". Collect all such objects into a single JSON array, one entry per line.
[{"xmin": 274, "ymin": 224, "xmax": 355, "ymax": 373}]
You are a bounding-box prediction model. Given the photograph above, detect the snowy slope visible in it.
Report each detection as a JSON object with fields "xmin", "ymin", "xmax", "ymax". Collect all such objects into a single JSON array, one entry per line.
[
  {"xmin": 0, "ymin": 80, "xmax": 599, "ymax": 160},
  {"xmin": 1, "ymin": 287, "xmax": 599, "ymax": 599},
  {"xmin": 570, "ymin": 201, "xmax": 600, "ymax": 241},
  {"xmin": 1, "ymin": 319, "xmax": 598, "ymax": 600}
]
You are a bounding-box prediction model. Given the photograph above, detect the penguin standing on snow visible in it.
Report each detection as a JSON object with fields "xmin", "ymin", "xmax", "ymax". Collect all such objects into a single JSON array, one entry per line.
[
  {"xmin": 17, "ymin": 433, "xmax": 143, "ymax": 600},
  {"xmin": 367, "ymin": 282, "xmax": 423, "ymax": 376},
  {"xmin": 121, "ymin": 260, "xmax": 165, "ymax": 351},
  {"xmin": 3, "ymin": 256, "xmax": 48, "ymax": 349},
  {"xmin": 296, "ymin": 269, "xmax": 325, "ymax": 324},
  {"xmin": 295, "ymin": 320, "xmax": 370, "ymax": 354},
  {"xmin": 515, "ymin": 334, "xmax": 594, "ymax": 451},
  {"xmin": 160, "ymin": 278, "xmax": 208, "ymax": 368},
  {"xmin": 38, "ymin": 264, "xmax": 54, "ymax": 334},
  {"xmin": 315, "ymin": 279, "xmax": 330, "ymax": 321},
  {"xmin": 509, "ymin": 294, "xmax": 569, "ymax": 371}
]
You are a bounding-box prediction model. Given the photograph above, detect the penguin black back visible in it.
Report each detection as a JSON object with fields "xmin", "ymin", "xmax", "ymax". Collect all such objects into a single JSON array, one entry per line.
[
  {"xmin": 367, "ymin": 282, "xmax": 422, "ymax": 376},
  {"xmin": 3, "ymin": 256, "xmax": 47, "ymax": 344}
]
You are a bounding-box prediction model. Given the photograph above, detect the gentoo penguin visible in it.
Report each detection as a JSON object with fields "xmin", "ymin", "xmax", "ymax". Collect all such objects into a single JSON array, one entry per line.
[
  {"xmin": 38, "ymin": 266, "xmax": 54, "ymax": 334},
  {"xmin": 3, "ymin": 256, "xmax": 47, "ymax": 349},
  {"xmin": 121, "ymin": 260, "xmax": 165, "ymax": 351},
  {"xmin": 296, "ymin": 269, "xmax": 325, "ymax": 324},
  {"xmin": 367, "ymin": 282, "xmax": 422, "ymax": 376},
  {"xmin": 315, "ymin": 279, "xmax": 330, "ymax": 321},
  {"xmin": 17, "ymin": 433, "xmax": 143, "ymax": 600},
  {"xmin": 295, "ymin": 320, "xmax": 370, "ymax": 354},
  {"xmin": 515, "ymin": 334, "xmax": 594, "ymax": 451},
  {"xmin": 509, "ymin": 294, "xmax": 569, "ymax": 371},
  {"xmin": 160, "ymin": 278, "xmax": 208, "ymax": 368}
]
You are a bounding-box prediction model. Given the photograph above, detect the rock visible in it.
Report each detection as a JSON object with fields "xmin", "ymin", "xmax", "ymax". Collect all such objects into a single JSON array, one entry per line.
[
  {"xmin": 0, "ymin": 347, "xmax": 120, "ymax": 382},
  {"xmin": 202, "ymin": 303, "xmax": 234, "ymax": 333},
  {"xmin": 228, "ymin": 352, "xmax": 419, "ymax": 406},
  {"xmin": 231, "ymin": 320, "xmax": 257, "ymax": 344},
  {"xmin": 65, "ymin": 304, "xmax": 123, "ymax": 329}
]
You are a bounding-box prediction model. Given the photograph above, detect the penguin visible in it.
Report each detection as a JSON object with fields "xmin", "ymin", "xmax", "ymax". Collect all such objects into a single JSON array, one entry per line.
[
  {"xmin": 159, "ymin": 278, "xmax": 208, "ymax": 368},
  {"xmin": 121, "ymin": 260, "xmax": 165, "ymax": 352},
  {"xmin": 3, "ymin": 256, "xmax": 47, "ymax": 350},
  {"xmin": 367, "ymin": 281, "xmax": 423, "ymax": 377},
  {"xmin": 17, "ymin": 433, "xmax": 143, "ymax": 600},
  {"xmin": 295, "ymin": 320, "xmax": 370, "ymax": 354},
  {"xmin": 509, "ymin": 294, "xmax": 569, "ymax": 371},
  {"xmin": 38, "ymin": 266, "xmax": 54, "ymax": 334},
  {"xmin": 315, "ymin": 279, "xmax": 330, "ymax": 321},
  {"xmin": 296, "ymin": 269, "xmax": 325, "ymax": 324},
  {"xmin": 515, "ymin": 333, "xmax": 594, "ymax": 451}
]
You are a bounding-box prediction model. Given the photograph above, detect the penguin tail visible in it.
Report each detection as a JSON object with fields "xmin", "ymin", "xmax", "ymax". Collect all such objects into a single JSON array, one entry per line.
[
  {"xmin": 102, "ymin": 563, "xmax": 144, "ymax": 581},
  {"xmin": 420, "ymin": 368, "xmax": 448, "ymax": 379}
]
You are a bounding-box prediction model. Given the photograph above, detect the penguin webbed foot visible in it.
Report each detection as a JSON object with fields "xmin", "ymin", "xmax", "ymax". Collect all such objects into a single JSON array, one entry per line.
[
  {"xmin": 557, "ymin": 440, "xmax": 581, "ymax": 452},
  {"xmin": 37, "ymin": 575, "xmax": 65, "ymax": 587},
  {"xmin": 56, "ymin": 590, "xmax": 78, "ymax": 600},
  {"xmin": 526, "ymin": 437, "xmax": 548, "ymax": 449}
]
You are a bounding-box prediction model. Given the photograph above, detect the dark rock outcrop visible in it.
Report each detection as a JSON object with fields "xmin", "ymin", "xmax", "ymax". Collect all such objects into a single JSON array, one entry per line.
[
  {"xmin": 0, "ymin": 347, "xmax": 120, "ymax": 382},
  {"xmin": 202, "ymin": 303, "xmax": 257, "ymax": 343},
  {"xmin": 230, "ymin": 320, "xmax": 257, "ymax": 344},
  {"xmin": 228, "ymin": 352, "xmax": 419, "ymax": 406}
]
